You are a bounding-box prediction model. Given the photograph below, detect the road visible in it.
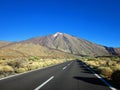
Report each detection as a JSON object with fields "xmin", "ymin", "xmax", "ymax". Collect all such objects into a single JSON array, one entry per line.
[{"xmin": 0, "ymin": 60, "xmax": 115, "ymax": 90}]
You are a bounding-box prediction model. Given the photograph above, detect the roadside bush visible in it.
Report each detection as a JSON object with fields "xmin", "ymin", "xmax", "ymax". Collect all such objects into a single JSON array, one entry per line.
[
  {"xmin": 106, "ymin": 60, "xmax": 116, "ymax": 66},
  {"xmin": 111, "ymin": 70, "xmax": 120, "ymax": 85},
  {"xmin": 0, "ymin": 60, "xmax": 7, "ymax": 65},
  {"xmin": 2, "ymin": 65, "xmax": 14, "ymax": 73},
  {"xmin": 97, "ymin": 66, "xmax": 113, "ymax": 78},
  {"xmin": 84, "ymin": 61, "xmax": 99, "ymax": 67},
  {"xmin": 16, "ymin": 68, "xmax": 26, "ymax": 73},
  {"xmin": 25, "ymin": 62, "xmax": 40, "ymax": 70},
  {"xmin": 7, "ymin": 59, "xmax": 25, "ymax": 68},
  {"xmin": 0, "ymin": 58, "xmax": 69, "ymax": 78},
  {"xmin": 112, "ymin": 64, "xmax": 120, "ymax": 71},
  {"xmin": 28, "ymin": 56, "xmax": 39, "ymax": 61},
  {"xmin": 0, "ymin": 66, "xmax": 3, "ymax": 74},
  {"xmin": 0, "ymin": 65, "xmax": 14, "ymax": 76},
  {"xmin": 38, "ymin": 62, "xmax": 45, "ymax": 67}
]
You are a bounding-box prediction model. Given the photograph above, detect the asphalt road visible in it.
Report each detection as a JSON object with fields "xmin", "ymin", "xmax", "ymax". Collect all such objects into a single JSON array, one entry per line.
[{"xmin": 0, "ymin": 60, "xmax": 115, "ymax": 90}]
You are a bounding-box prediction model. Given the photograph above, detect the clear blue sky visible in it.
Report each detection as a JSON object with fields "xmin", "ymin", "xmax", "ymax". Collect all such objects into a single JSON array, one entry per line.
[{"xmin": 0, "ymin": 0, "xmax": 120, "ymax": 47}]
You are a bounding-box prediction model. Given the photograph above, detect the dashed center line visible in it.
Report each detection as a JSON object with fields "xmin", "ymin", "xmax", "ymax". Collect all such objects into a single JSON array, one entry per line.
[
  {"xmin": 63, "ymin": 62, "xmax": 73, "ymax": 70},
  {"xmin": 34, "ymin": 76, "xmax": 54, "ymax": 90},
  {"xmin": 35, "ymin": 61, "xmax": 73, "ymax": 90}
]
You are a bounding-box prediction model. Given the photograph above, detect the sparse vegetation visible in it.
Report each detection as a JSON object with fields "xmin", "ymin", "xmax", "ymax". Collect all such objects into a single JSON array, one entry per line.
[
  {"xmin": 0, "ymin": 43, "xmax": 78, "ymax": 78},
  {"xmin": 15, "ymin": 67, "xmax": 26, "ymax": 73},
  {"xmin": 80, "ymin": 56, "xmax": 120, "ymax": 88},
  {"xmin": 0, "ymin": 57, "xmax": 74, "ymax": 78},
  {"xmin": 97, "ymin": 66, "xmax": 113, "ymax": 78},
  {"xmin": 0, "ymin": 65, "xmax": 14, "ymax": 77}
]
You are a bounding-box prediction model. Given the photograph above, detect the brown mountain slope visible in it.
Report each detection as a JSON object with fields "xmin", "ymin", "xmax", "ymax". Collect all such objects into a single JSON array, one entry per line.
[
  {"xmin": 0, "ymin": 43, "xmax": 76, "ymax": 59},
  {"xmin": 0, "ymin": 41, "xmax": 10, "ymax": 48},
  {"xmin": 21, "ymin": 32, "xmax": 110, "ymax": 56},
  {"xmin": 114, "ymin": 48, "xmax": 120, "ymax": 55}
]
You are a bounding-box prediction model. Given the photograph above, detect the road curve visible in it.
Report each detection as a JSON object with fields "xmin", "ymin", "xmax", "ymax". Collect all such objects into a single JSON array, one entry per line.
[{"xmin": 0, "ymin": 60, "xmax": 114, "ymax": 90}]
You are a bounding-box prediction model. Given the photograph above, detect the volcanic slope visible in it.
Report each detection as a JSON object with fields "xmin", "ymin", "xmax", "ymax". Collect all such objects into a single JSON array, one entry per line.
[
  {"xmin": 0, "ymin": 43, "xmax": 75, "ymax": 59},
  {"xmin": 22, "ymin": 32, "xmax": 109, "ymax": 56}
]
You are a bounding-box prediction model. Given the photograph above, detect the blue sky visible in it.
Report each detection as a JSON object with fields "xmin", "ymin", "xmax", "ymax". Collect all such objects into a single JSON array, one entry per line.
[{"xmin": 0, "ymin": 0, "xmax": 120, "ymax": 47}]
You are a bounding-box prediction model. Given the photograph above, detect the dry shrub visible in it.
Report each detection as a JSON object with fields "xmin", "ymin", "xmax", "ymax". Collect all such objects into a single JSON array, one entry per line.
[
  {"xmin": 23, "ymin": 62, "xmax": 41, "ymax": 70},
  {"xmin": 38, "ymin": 62, "xmax": 45, "ymax": 67},
  {"xmin": 0, "ymin": 58, "xmax": 70, "ymax": 77},
  {"xmin": 97, "ymin": 66, "xmax": 113, "ymax": 78},
  {"xmin": 16, "ymin": 68, "xmax": 26, "ymax": 73},
  {"xmin": 111, "ymin": 70, "xmax": 120, "ymax": 85},
  {"xmin": 29, "ymin": 62, "xmax": 40, "ymax": 70},
  {"xmin": 111, "ymin": 64, "xmax": 120, "ymax": 71},
  {"xmin": 0, "ymin": 60, "xmax": 6, "ymax": 65},
  {"xmin": 98, "ymin": 60, "xmax": 106, "ymax": 66},
  {"xmin": 84, "ymin": 60, "xmax": 100, "ymax": 67},
  {"xmin": 45, "ymin": 60, "xmax": 52, "ymax": 65},
  {"xmin": 0, "ymin": 66, "xmax": 3, "ymax": 73},
  {"xmin": 106, "ymin": 60, "xmax": 117, "ymax": 66},
  {"xmin": 7, "ymin": 59, "xmax": 26, "ymax": 68},
  {"xmin": 2, "ymin": 66, "xmax": 14, "ymax": 73},
  {"xmin": 0, "ymin": 65, "xmax": 14, "ymax": 74}
]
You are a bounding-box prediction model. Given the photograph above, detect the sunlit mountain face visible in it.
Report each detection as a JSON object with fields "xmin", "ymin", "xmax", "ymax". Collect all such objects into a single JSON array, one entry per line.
[
  {"xmin": 21, "ymin": 32, "xmax": 118, "ymax": 56},
  {"xmin": 0, "ymin": 32, "xmax": 119, "ymax": 57}
]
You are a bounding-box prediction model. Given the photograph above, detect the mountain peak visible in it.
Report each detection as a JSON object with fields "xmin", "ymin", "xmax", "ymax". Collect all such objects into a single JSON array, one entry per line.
[
  {"xmin": 53, "ymin": 32, "xmax": 63, "ymax": 37},
  {"xmin": 21, "ymin": 32, "xmax": 112, "ymax": 56}
]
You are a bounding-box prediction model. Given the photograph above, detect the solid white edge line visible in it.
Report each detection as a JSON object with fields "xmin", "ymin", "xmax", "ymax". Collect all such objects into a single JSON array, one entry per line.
[
  {"xmin": 67, "ymin": 61, "xmax": 73, "ymax": 66},
  {"xmin": 94, "ymin": 74, "xmax": 116, "ymax": 90},
  {"xmin": 63, "ymin": 66, "xmax": 67, "ymax": 70},
  {"xmin": 83, "ymin": 64, "xmax": 117, "ymax": 90},
  {"xmin": 34, "ymin": 76, "xmax": 54, "ymax": 90}
]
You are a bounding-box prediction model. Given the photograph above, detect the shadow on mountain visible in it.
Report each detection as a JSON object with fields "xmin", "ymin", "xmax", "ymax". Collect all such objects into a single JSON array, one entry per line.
[
  {"xmin": 104, "ymin": 46, "xmax": 118, "ymax": 55},
  {"xmin": 73, "ymin": 76, "xmax": 106, "ymax": 86}
]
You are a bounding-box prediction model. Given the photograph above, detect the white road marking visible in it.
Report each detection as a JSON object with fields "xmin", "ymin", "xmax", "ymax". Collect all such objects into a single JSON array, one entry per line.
[
  {"xmin": 70, "ymin": 62, "xmax": 73, "ymax": 64},
  {"xmin": 82, "ymin": 63, "xmax": 117, "ymax": 90},
  {"xmin": 34, "ymin": 76, "xmax": 54, "ymax": 90},
  {"xmin": 68, "ymin": 61, "xmax": 73, "ymax": 66},
  {"xmin": 94, "ymin": 74, "xmax": 117, "ymax": 90},
  {"xmin": 63, "ymin": 66, "xmax": 67, "ymax": 70},
  {"xmin": 63, "ymin": 62, "xmax": 73, "ymax": 70}
]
